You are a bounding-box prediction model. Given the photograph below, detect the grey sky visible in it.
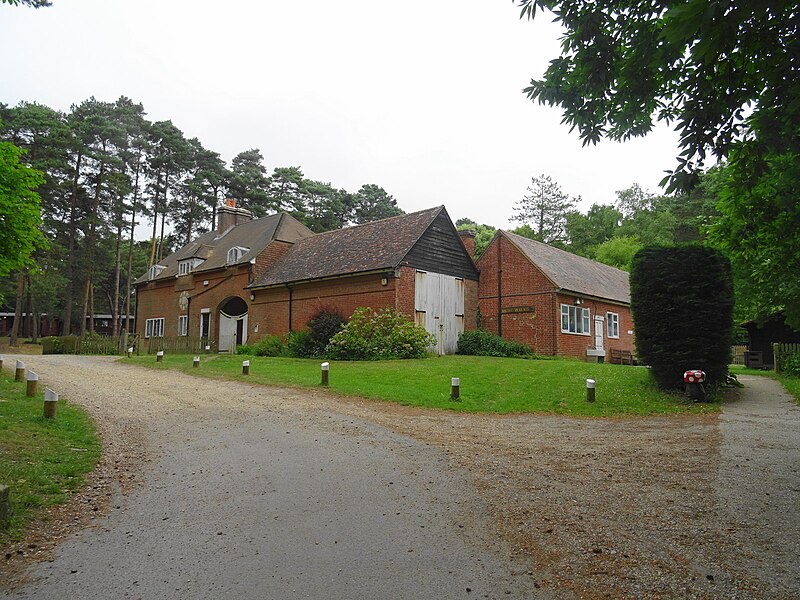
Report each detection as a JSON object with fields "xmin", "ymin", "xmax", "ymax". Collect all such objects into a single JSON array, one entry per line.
[{"xmin": 2, "ymin": 0, "xmax": 681, "ymax": 231}]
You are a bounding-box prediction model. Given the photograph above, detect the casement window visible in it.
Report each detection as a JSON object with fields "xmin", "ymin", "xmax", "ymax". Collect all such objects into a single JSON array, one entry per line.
[
  {"xmin": 606, "ymin": 312, "xmax": 620, "ymax": 338},
  {"xmin": 145, "ymin": 317, "xmax": 165, "ymax": 338},
  {"xmin": 560, "ymin": 304, "xmax": 591, "ymax": 335},
  {"xmin": 178, "ymin": 315, "xmax": 188, "ymax": 336},
  {"xmin": 178, "ymin": 258, "xmax": 204, "ymax": 276},
  {"xmin": 148, "ymin": 265, "xmax": 166, "ymax": 280},
  {"xmin": 226, "ymin": 246, "xmax": 250, "ymax": 265}
]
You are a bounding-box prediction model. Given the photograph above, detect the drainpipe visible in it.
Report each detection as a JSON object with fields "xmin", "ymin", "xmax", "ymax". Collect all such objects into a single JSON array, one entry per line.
[
  {"xmin": 497, "ymin": 236, "xmax": 503, "ymax": 336},
  {"xmin": 286, "ymin": 284, "xmax": 294, "ymax": 333}
]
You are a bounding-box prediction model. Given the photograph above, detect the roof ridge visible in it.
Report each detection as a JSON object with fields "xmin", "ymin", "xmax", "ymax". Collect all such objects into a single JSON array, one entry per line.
[{"xmin": 303, "ymin": 206, "xmax": 443, "ymax": 239}]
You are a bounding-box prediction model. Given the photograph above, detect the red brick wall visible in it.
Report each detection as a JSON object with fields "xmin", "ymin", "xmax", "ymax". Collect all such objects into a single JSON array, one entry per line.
[
  {"xmin": 135, "ymin": 266, "xmax": 252, "ymax": 350},
  {"xmin": 554, "ymin": 294, "xmax": 635, "ymax": 357},
  {"xmin": 249, "ymin": 273, "xmax": 400, "ymax": 339},
  {"xmin": 395, "ymin": 266, "xmax": 416, "ymax": 319}
]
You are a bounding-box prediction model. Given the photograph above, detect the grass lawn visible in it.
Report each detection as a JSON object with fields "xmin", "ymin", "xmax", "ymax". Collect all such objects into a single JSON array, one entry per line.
[
  {"xmin": 126, "ymin": 353, "xmax": 718, "ymax": 416},
  {"xmin": 730, "ymin": 365, "xmax": 800, "ymax": 403},
  {"xmin": 0, "ymin": 371, "xmax": 101, "ymax": 544}
]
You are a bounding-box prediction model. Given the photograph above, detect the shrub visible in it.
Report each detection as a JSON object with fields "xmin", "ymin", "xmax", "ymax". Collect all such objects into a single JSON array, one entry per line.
[
  {"xmin": 287, "ymin": 330, "xmax": 317, "ymax": 358},
  {"xmin": 308, "ymin": 308, "xmax": 346, "ymax": 349},
  {"xmin": 457, "ymin": 330, "xmax": 533, "ymax": 358},
  {"xmin": 783, "ymin": 352, "xmax": 800, "ymax": 377},
  {"xmin": 236, "ymin": 344, "xmax": 253, "ymax": 355},
  {"xmin": 630, "ymin": 246, "xmax": 733, "ymax": 390},
  {"xmin": 252, "ymin": 335, "xmax": 286, "ymax": 357},
  {"xmin": 325, "ymin": 307, "xmax": 435, "ymax": 360}
]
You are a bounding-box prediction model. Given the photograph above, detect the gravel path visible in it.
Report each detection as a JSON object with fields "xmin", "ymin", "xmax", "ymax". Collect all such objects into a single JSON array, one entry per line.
[{"xmin": 1, "ymin": 356, "xmax": 799, "ymax": 598}]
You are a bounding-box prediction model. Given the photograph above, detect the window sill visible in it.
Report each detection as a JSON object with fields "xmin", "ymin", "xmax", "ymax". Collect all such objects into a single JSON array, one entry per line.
[{"xmin": 560, "ymin": 330, "xmax": 591, "ymax": 336}]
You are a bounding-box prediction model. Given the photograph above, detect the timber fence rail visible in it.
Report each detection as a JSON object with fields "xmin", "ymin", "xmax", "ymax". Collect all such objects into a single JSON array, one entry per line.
[
  {"xmin": 145, "ymin": 336, "xmax": 218, "ymax": 355},
  {"xmin": 731, "ymin": 345, "xmax": 747, "ymax": 365},
  {"xmin": 41, "ymin": 335, "xmax": 138, "ymax": 355},
  {"xmin": 773, "ymin": 342, "xmax": 800, "ymax": 373}
]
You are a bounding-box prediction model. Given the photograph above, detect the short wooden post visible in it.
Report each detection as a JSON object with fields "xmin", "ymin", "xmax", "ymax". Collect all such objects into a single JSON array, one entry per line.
[
  {"xmin": 0, "ymin": 484, "xmax": 9, "ymax": 530},
  {"xmin": 586, "ymin": 379, "xmax": 596, "ymax": 403},
  {"xmin": 451, "ymin": 377, "xmax": 460, "ymax": 400},
  {"xmin": 193, "ymin": 356, "xmax": 200, "ymax": 368},
  {"xmin": 205, "ymin": 345, "xmax": 211, "ymax": 353},
  {"xmin": 43, "ymin": 388, "xmax": 58, "ymax": 419},
  {"xmin": 15, "ymin": 360, "xmax": 25, "ymax": 382},
  {"xmin": 26, "ymin": 371, "xmax": 38, "ymax": 397},
  {"xmin": 773, "ymin": 342, "xmax": 781, "ymax": 373},
  {"xmin": 127, "ymin": 347, "xmax": 134, "ymax": 358},
  {"xmin": 242, "ymin": 360, "xmax": 250, "ymax": 375},
  {"xmin": 0, "ymin": 355, "xmax": 4, "ymax": 371},
  {"xmin": 156, "ymin": 351, "xmax": 164, "ymax": 362},
  {"xmin": 321, "ymin": 362, "xmax": 329, "ymax": 386}
]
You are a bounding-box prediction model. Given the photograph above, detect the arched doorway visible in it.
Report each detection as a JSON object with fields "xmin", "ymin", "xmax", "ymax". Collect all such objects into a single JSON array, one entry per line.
[{"xmin": 218, "ymin": 296, "xmax": 248, "ymax": 352}]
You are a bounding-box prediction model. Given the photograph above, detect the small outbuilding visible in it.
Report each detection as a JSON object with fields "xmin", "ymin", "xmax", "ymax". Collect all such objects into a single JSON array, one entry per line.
[{"xmin": 477, "ymin": 231, "xmax": 635, "ymax": 361}]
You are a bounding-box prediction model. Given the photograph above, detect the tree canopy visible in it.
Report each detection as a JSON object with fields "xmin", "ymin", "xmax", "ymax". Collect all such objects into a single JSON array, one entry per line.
[{"xmin": 0, "ymin": 140, "xmax": 46, "ymax": 276}]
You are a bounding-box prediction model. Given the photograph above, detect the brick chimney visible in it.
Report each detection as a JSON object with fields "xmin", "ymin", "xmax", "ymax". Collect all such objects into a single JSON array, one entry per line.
[
  {"xmin": 217, "ymin": 199, "xmax": 253, "ymax": 233},
  {"xmin": 458, "ymin": 229, "xmax": 476, "ymax": 259}
]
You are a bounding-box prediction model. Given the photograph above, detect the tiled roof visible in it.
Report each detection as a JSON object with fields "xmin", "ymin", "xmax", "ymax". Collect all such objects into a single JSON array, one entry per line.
[
  {"xmin": 134, "ymin": 213, "xmax": 313, "ymax": 284},
  {"xmin": 251, "ymin": 207, "xmax": 444, "ymax": 287},
  {"xmin": 502, "ymin": 231, "xmax": 631, "ymax": 304}
]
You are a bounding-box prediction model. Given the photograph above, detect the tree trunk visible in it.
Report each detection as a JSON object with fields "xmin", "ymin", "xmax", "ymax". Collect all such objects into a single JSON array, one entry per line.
[
  {"xmin": 112, "ymin": 216, "xmax": 123, "ymax": 337},
  {"xmin": 89, "ymin": 282, "xmax": 95, "ymax": 336},
  {"xmin": 63, "ymin": 151, "xmax": 83, "ymax": 335},
  {"xmin": 9, "ymin": 274, "xmax": 25, "ymax": 346},
  {"xmin": 125, "ymin": 151, "xmax": 141, "ymax": 335},
  {"xmin": 149, "ymin": 170, "xmax": 162, "ymax": 270},
  {"xmin": 79, "ymin": 278, "xmax": 90, "ymax": 337},
  {"xmin": 24, "ymin": 275, "xmax": 33, "ymax": 338}
]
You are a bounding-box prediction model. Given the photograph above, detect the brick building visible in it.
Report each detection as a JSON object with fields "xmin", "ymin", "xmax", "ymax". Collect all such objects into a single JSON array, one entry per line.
[
  {"xmin": 477, "ymin": 231, "xmax": 634, "ymax": 361},
  {"xmin": 134, "ymin": 203, "xmax": 478, "ymax": 355}
]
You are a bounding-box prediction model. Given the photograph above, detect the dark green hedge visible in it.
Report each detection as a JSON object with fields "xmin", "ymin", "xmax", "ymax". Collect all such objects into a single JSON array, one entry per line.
[{"xmin": 630, "ymin": 246, "xmax": 733, "ymax": 390}]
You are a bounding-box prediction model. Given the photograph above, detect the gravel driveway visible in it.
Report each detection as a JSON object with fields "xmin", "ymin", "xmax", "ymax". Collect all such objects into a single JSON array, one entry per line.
[{"xmin": 2, "ymin": 356, "xmax": 799, "ymax": 599}]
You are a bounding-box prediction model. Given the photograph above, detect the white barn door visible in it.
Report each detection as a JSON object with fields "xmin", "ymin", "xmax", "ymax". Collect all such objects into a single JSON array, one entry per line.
[{"xmin": 415, "ymin": 270, "xmax": 465, "ymax": 355}]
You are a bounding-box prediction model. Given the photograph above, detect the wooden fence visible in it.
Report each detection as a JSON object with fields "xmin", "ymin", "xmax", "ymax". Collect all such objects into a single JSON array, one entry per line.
[
  {"xmin": 41, "ymin": 334, "xmax": 136, "ymax": 355},
  {"xmin": 773, "ymin": 342, "xmax": 800, "ymax": 373},
  {"xmin": 144, "ymin": 336, "xmax": 218, "ymax": 355},
  {"xmin": 731, "ymin": 345, "xmax": 747, "ymax": 365}
]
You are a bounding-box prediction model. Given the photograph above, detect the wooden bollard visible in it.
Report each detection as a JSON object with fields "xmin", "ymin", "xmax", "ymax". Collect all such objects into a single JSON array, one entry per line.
[
  {"xmin": 586, "ymin": 379, "xmax": 596, "ymax": 403},
  {"xmin": 26, "ymin": 371, "xmax": 38, "ymax": 397},
  {"xmin": 242, "ymin": 360, "xmax": 250, "ymax": 375},
  {"xmin": 204, "ymin": 345, "xmax": 211, "ymax": 353},
  {"xmin": 127, "ymin": 347, "xmax": 134, "ymax": 357},
  {"xmin": 451, "ymin": 377, "xmax": 460, "ymax": 400},
  {"xmin": 0, "ymin": 484, "xmax": 9, "ymax": 530},
  {"xmin": 156, "ymin": 351, "xmax": 164, "ymax": 362},
  {"xmin": 0, "ymin": 354, "xmax": 4, "ymax": 371},
  {"xmin": 15, "ymin": 360, "xmax": 25, "ymax": 382},
  {"xmin": 193, "ymin": 356, "xmax": 200, "ymax": 368},
  {"xmin": 43, "ymin": 388, "xmax": 58, "ymax": 419},
  {"xmin": 321, "ymin": 362, "xmax": 329, "ymax": 386}
]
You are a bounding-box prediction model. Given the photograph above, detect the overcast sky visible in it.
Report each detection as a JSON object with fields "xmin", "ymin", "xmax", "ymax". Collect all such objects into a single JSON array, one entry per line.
[{"xmin": 2, "ymin": 0, "xmax": 681, "ymax": 231}]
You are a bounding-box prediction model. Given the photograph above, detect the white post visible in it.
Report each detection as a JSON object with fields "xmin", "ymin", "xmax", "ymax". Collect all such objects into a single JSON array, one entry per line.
[
  {"xmin": 242, "ymin": 360, "xmax": 250, "ymax": 375},
  {"xmin": 193, "ymin": 356, "xmax": 200, "ymax": 368},
  {"xmin": 156, "ymin": 350, "xmax": 164, "ymax": 362},
  {"xmin": 451, "ymin": 377, "xmax": 460, "ymax": 400},
  {"xmin": 321, "ymin": 362, "xmax": 330, "ymax": 386},
  {"xmin": 43, "ymin": 387, "xmax": 58, "ymax": 418},
  {"xmin": 15, "ymin": 360, "xmax": 25, "ymax": 382},
  {"xmin": 586, "ymin": 378, "xmax": 596, "ymax": 403},
  {"xmin": 127, "ymin": 347, "xmax": 134, "ymax": 357},
  {"xmin": 26, "ymin": 371, "xmax": 39, "ymax": 397}
]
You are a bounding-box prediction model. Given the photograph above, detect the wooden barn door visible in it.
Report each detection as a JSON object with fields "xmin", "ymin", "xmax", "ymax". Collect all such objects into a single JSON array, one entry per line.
[{"xmin": 415, "ymin": 270, "xmax": 465, "ymax": 355}]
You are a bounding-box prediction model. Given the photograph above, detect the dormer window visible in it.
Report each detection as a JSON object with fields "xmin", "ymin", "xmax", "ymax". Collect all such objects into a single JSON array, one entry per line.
[
  {"xmin": 178, "ymin": 258, "xmax": 204, "ymax": 276},
  {"xmin": 148, "ymin": 265, "xmax": 166, "ymax": 280},
  {"xmin": 227, "ymin": 246, "xmax": 250, "ymax": 265}
]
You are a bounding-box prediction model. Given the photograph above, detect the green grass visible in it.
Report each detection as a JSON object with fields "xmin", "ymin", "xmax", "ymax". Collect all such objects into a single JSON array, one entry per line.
[
  {"xmin": 126, "ymin": 353, "xmax": 718, "ymax": 416},
  {"xmin": 730, "ymin": 365, "xmax": 800, "ymax": 404},
  {"xmin": 0, "ymin": 371, "xmax": 101, "ymax": 544}
]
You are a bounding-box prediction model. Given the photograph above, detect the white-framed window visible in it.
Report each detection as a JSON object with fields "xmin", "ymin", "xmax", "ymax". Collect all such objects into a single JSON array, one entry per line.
[
  {"xmin": 606, "ymin": 312, "xmax": 620, "ymax": 338},
  {"xmin": 178, "ymin": 315, "xmax": 188, "ymax": 336},
  {"xmin": 147, "ymin": 265, "xmax": 166, "ymax": 280},
  {"xmin": 561, "ymin": 304, "xmax": 591, "ymax": 335},
  {"xmin": 145, "ymin": 317, "xmax": 165, "ymax": 338},
  {"xmin": 178, "ymin": 258, "xmax": 204, "ymax": 276},
  {"xmin": 227, "ymin": 246, "xmax": 250, "ymax": 265}
]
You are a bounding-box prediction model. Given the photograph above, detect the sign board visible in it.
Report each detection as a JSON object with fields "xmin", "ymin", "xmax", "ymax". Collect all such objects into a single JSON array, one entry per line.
[{"xmin": 501, "ymin": 306, "xmax": 535, "ymax": 315}]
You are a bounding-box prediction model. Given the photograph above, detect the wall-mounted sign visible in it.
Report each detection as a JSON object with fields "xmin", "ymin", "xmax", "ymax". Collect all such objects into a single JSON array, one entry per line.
[{"xmin": 501, "ymin": 306, "xmax": 535, "ymax": 315}]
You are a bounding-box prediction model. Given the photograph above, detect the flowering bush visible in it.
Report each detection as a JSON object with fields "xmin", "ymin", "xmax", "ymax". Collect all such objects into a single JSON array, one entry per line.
[{"xmin": 325, "ymin": 307, "xmax": 435, "ymax": 360}]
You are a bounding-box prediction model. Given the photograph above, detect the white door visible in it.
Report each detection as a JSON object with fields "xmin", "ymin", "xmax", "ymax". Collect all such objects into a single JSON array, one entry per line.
[
  {"xmin": 218, "ymin": 313, "xmax": 248, "ymax": 352},
  {"xmin": 594, "ymin": 315, "xmax": 604, "ymax": 352},
  {"xmin": 415, "ymin": 271, "xmax": 465, "ymax": 355}
]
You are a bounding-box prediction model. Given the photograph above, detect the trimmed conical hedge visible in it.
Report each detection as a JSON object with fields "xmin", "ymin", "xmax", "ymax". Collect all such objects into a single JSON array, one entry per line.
[{"xmin": 630, "ymin": 246, "xmax": 733, "ymax": 390}]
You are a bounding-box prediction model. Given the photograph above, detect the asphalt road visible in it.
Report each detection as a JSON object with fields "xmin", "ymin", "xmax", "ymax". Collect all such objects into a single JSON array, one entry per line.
[{"xmin": 3, "ymin": 356, "xmax": 541, "ymax": 600}]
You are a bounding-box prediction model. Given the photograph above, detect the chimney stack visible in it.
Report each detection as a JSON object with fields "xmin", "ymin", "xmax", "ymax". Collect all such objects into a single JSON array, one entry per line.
[
  {"xmin": 458, "ymin": 229, "xmax": 476, "ymax": 259},
  {"xmin": 217, "ymin": 199, "xmax": 253, "ymax": 233}
]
